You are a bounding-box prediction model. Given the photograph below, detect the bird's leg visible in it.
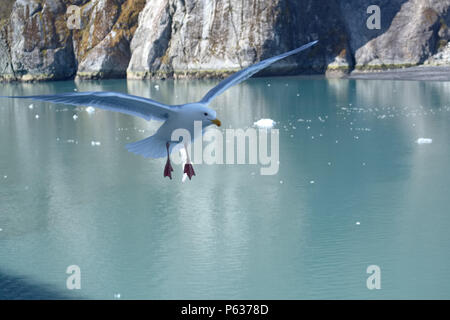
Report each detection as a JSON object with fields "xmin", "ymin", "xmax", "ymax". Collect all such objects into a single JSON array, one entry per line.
[
  {"xmin": 164, "ymin": 142, "xmax": 174, "ymax": 179},
  {"xmin": 183, "ymin": 143, "xmax": 195, "ymax": 180}
]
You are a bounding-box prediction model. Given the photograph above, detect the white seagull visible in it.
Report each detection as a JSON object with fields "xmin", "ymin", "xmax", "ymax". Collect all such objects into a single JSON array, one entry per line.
[{"xmin": 2, "ymin": 40, "xmax": 318, "ymax": 180}]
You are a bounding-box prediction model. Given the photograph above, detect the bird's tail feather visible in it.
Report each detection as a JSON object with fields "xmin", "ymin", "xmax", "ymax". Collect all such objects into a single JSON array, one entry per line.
[{"xmin": 126, "ymin": 135, "xmax": 171, "ymax": 159}]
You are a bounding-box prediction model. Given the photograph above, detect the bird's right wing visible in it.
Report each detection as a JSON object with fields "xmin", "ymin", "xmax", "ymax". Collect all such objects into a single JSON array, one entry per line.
[
  {"xmin": 199, "ymin": 40, "xmax": 318, "ymax": 105},
  {"xmin": 1, "ymin": 91, "xmax": 179, "ymax": 121}
]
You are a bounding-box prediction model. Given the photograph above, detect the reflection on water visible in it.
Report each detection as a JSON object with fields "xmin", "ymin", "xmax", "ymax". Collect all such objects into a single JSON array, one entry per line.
[{"xmin": 0, "ymin": 78, "xmax": 450, "ymax": 299}]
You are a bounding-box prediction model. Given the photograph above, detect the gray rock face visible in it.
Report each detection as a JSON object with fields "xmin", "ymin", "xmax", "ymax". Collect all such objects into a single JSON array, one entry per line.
[
  {"xmin": 73, "ymin": 0, "xmax": 146, "ymax": 79},
  {"xmin": 127, "ymin": 0, "xmax": 353, "ymax": 79},
  {"xmin": 354, "ymin": 0, "xmax": 450, "ymax": 70},
  {"xmin": 1, "ymin": 0, "xmax": 450, "ymax": 81},
  {"xmin": 0, "ymin": 26, "xmax": 14, "ymax": 81},
  {"xmin": 8, "ymin": 0, "xmax": 76, "ymax": 81}
]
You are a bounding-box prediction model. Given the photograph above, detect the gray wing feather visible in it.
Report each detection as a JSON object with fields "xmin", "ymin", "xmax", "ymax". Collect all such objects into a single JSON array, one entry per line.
[
  {"xmin": 2, "ymin": 91, "xmax": 178, "ymax": 121},
  {"xmin": 199, "ymin": 40, "xmax": 318, "ymax": 105}
]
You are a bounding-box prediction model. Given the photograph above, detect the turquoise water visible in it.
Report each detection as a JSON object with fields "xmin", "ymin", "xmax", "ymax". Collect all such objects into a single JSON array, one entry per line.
[{"xmin": 0, "ymin": 77, "xmax": 450, "ymax": 299}]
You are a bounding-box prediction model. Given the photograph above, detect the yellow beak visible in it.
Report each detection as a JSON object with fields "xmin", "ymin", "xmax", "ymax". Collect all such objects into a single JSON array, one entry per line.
[{"xmin": 211, "ymin": 118, "xmax": 221, "ymax": 127}]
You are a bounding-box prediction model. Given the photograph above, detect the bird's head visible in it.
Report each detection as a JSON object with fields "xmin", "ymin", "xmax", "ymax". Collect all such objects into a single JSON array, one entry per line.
[{"xmin": 186, "ymin": 104, "xmax": 221, "ymax": 127}]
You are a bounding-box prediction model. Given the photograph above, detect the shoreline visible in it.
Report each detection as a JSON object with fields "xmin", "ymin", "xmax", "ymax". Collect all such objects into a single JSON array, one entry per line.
[
  {"xmin": 2, "ymin": 66, "xmax": 450, "ymax": 83},
  {"xmin": 347, "ymin": 66, "xmax": 450, "ymax": 81}
]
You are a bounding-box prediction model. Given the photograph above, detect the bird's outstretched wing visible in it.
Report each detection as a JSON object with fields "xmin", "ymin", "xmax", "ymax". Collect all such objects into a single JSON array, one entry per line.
[
  {"xmin": 199, "ymin": 40, "xmax": 318, "ymax": 105},
  {"xmin": 2, "ymin": 91, "xmax": 178, "ymax": 121}
]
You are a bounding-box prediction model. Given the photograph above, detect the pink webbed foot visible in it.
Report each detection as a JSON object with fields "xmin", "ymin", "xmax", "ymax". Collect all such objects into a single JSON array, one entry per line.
[
  {"xmin": 164, "ymin": 158, "xmax": 174, "ymax": 179},
  {"xmin": 183, "ymin": 163, "xmax": 196, "ymax": 180},
  {"xmin": 164, "ymin": 142, "xmax": 174, "ymax": 179}
]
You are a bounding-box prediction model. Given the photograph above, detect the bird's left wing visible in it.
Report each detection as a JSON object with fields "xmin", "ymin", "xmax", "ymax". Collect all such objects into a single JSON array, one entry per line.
[
  {"xmin": 199, "ymin": 40, "xmax": 318, "ymax": 105},
  {"xmin": 1, "ymin": 91, "xmax": 178, "ymax": 121}
]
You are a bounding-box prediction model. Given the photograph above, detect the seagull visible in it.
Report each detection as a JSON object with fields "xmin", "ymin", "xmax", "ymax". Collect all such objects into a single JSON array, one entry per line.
[{"xmin": 2, "ymin": 40, "xmax": 318, "ymax": 180}]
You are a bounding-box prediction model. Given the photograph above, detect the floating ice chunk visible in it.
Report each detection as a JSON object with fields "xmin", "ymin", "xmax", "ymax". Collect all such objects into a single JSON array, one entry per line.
[
  {"xmin": 73, "ymin": 114, "xmax": 78, "ymax": 120},
  {"xmin": 154, "ymin": 85, "xmax": 160, "ymax": 90},
  {"xmin": 28, "ymin": 104, "xmax": 34, "ymax": 110},
  {"xmin": 416, "ymin": 138, "xmax": 432, "ymax": 144},
  {"xmin": 356, "ymin": 221, "xmax": 361, "ymax": 225},
  {"xmin": 3, "ymin": 175, "xmax": 7, "ymax": 179},
  {"xmin": 114, "ymin": 293, "xmax": 121, "ymax": 299},
  {"xmin": 310, "ymin": 180, "xmax": 315, "ymax": 184},
  {"xmin": 91, "ymin": 141, "xmax": 101, "ymax": 146},
  {"xmin": 35, "ymin": 114, "xmax": 39, "ymax": 119},
  {"xmin": 86, "ymin": 106, "xmax": 95, "ymax": 114},
  {"xmin": 74, "ymin": 88, "xmax": 78, "ymax": 91},
  {"xmin": 253, "ymin": 119, "xmax": 276, "ymax": 129}
]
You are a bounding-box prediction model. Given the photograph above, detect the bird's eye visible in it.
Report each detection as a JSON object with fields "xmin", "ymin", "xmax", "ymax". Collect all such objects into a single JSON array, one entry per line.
[{"xmin": 204, "ymin": 112, "xmax": 208, "ymax": 116}]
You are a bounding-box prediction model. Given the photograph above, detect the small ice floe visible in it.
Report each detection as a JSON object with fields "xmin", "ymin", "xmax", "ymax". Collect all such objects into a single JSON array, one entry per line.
[
  {"xmin": 416, "ymin": 138, "xmax": 433, "ymax": 144},
  {"xmin": 3, "ymin": 175, "xmax": 7, "ymax": 179},
  {"xmin": 28, "ymin": 104, "xmax": 34, "ymax": 110},
  {"xmin": 73, "ymin": 114, "xmax": 78, "ymax": 120},
  {"xmin": 114, "ymin": 293, "xmax": 121, "ymax": 299},
  {"xmin": 91, "ymin": 141, "xmax": 101, "ymax": 146},
  {"xmin": 280, "ymin": 180, "xmax": 283, "ymax": 184},
  {"xmin": 35, "ymin": 114, "xmax": 39, "ymax": 119},
  {"xmin": 310, "ymin": 180, "xmax": 315, "ymax": 184},
  {"xmin": 86, "ymin": 106, "xmax": 95, "ymax": 114},
  {"xmin": 318, "ymin": 116, "xmax": 325, "ymax": 123},
  {"xmin": 356, "ymin": 221, "xmax": 361, "ymax": 225},
  {"xmin": 74, "ymin": 88, "xmax": 78, "ymax": 92},
  {"xmin": 154, "ymin": 84, "xmax": 160, "ymax": 90},
  {"xmin": 253, "ymin": 119, "xmax": 276, "ymax": 129}
]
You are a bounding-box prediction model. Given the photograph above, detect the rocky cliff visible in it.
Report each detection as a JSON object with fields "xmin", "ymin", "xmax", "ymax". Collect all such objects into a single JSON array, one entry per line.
[{"xmin": 0, "ymin": 0, "xmax": 450, "ymax": 82}]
